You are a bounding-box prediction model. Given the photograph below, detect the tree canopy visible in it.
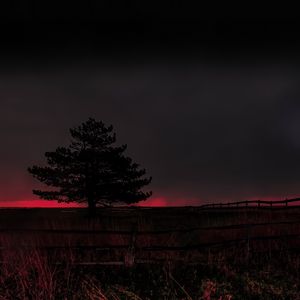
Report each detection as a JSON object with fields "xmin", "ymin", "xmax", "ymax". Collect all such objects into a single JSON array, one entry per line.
[{"xmin": 28, "ymin": 118, "xmax": 152, "ymax": 214}]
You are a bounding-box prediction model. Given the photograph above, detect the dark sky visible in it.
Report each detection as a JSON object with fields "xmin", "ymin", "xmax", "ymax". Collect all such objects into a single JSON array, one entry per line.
[{"xmin": 1, "ymin": 8, "xmax": 300, "ymax": 206}]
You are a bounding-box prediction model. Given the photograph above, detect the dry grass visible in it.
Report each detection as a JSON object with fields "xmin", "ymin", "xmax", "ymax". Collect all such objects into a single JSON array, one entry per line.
[
  {"xmin": 0, "ymin": 246, "xmax": 299, "ymax": 299},
  {"xmin": 1, "ymin": 208, "xmax": 300, "ymax": 299}
]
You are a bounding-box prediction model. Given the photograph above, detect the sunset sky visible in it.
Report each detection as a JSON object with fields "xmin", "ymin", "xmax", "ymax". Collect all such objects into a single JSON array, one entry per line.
[{"xmin": 1, "ymin": 10, "xmax": 300, "ymax": 207}]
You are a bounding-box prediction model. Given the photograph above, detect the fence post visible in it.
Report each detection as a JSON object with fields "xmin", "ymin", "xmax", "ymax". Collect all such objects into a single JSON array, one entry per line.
[
  {"xmin": 246, "ymin": 224, "xmax": 251, "ymax": 263},
  {"xmin": 125, "ymin": 222, "xmax": 137, "ymax": 267}
]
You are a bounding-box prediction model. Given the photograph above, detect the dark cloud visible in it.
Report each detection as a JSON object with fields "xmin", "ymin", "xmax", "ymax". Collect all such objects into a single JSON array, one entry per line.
[
  {"xmin": 2, "ymin": 15, "xmax": 300, "ymax": 205},
  {"xmin": 1, "ymin": 58, "xmax": 300, "ymax": 204}
]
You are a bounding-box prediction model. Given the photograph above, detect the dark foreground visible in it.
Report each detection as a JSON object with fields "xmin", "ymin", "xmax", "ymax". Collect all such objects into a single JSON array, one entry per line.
[{"xmin": 0, "ymin": 206, "xmax": 300, "ymax": 299}]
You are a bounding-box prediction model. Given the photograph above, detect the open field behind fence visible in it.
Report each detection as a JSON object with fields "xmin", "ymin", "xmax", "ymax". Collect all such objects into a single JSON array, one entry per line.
[{"xmin": 1, "ymin": 200, "xmax": 300, "ymax": 266}]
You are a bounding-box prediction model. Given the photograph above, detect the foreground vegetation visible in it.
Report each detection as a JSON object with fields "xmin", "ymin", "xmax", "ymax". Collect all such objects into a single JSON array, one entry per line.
[
  {"xmin": 0, "ymin": 247, "xmax": 299, "ymax": 299},
  {"xmin": 1, "ymin": 207, "xmax": 300, "ymax": 299}
]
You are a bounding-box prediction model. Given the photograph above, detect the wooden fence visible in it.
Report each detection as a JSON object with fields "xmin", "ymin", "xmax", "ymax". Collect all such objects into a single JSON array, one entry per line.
[
  {"xmin": 1, "ymin": 220, "xmax": 300, "ymax": 266},
  {"xmin": 1, "ymin": 201, "xmax": 300, "ymax": 266},
  {"xmin": 199, "ymin": 197, "xmax": 300, "ymax": 208}
]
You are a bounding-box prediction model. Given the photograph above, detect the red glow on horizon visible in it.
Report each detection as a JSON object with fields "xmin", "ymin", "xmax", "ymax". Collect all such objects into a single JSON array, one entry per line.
[
  {"xmin": 0, "ymin": 198, "xmax": 173, "ymax": 208},
  {"xmin": 137, "ymin": 197, "xmax": 168, "ymax": 207},
  {"xmin": 0, "ymin": 200, "xmax": 81, "ymax": 208},
  {"xmin": 1, "ymin": 195, "xmax": 300, "ymax": 208},
  {"xmin": 137, "ymin": 197, "xmax": 202, "ymax": 207},
  {"xmin": 0, "ymin": 197, "xmax": 192, "ymax": 208}
]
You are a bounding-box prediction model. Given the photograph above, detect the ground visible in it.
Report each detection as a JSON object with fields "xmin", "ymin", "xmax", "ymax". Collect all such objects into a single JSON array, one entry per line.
[{"xmin": 0, "ymin": 206, "xmax": 299, "ymax": 299}]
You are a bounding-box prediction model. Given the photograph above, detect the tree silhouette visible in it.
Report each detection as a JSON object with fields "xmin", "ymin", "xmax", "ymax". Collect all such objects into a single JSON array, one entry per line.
[{"xmin": 28, "ymin": 118, "xmax": 152, "ymax": 215}]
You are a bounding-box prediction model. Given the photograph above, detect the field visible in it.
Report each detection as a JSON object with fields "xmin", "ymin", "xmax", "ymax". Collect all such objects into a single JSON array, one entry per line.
[{"xmin": 0, "ymin": 206, "xmax": 300, "ymax": 299}]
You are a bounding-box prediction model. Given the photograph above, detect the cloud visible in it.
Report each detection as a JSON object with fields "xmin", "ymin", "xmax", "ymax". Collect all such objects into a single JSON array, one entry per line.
[{"xmin": 1, "ymin": 60, "xmax": 300, "ymax": 205}]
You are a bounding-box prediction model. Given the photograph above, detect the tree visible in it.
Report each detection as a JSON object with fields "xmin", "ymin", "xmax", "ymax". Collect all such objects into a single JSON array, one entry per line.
[{"xmin": 28, "ymin": 118, "xmax": 152, "ymax": 215}]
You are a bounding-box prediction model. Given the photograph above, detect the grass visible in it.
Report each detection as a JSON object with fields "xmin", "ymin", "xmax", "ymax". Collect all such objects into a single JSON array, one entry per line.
[
  {"xmin": 0, "ymin": 243, "xmax": 299, "ymax": 299},
  {"xmin": 0, "ymin": 207, "xmax": 300, "ymax": 299}
]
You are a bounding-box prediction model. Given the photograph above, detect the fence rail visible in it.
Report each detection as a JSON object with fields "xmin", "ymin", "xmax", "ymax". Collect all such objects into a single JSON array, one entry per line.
[
  {"xmin": 199, "ymin": 197, "xmax": 300, "ymax": 208},
  {"xmin": 0, "ymin": 233, "xmax": 299, "ymax": 251},
  {"xmin": 0, "ymin": 220, "xmax": 300, "ymax": 234},
  {"xmin": 1, "ymin": 202, "xmax": 300, "ymax": 265}
]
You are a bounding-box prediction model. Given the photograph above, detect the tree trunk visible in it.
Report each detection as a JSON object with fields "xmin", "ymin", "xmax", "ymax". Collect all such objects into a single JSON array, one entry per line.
[{"xmin": 87, "ymin": 197, "xmax": 96, "ymax": 217}]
